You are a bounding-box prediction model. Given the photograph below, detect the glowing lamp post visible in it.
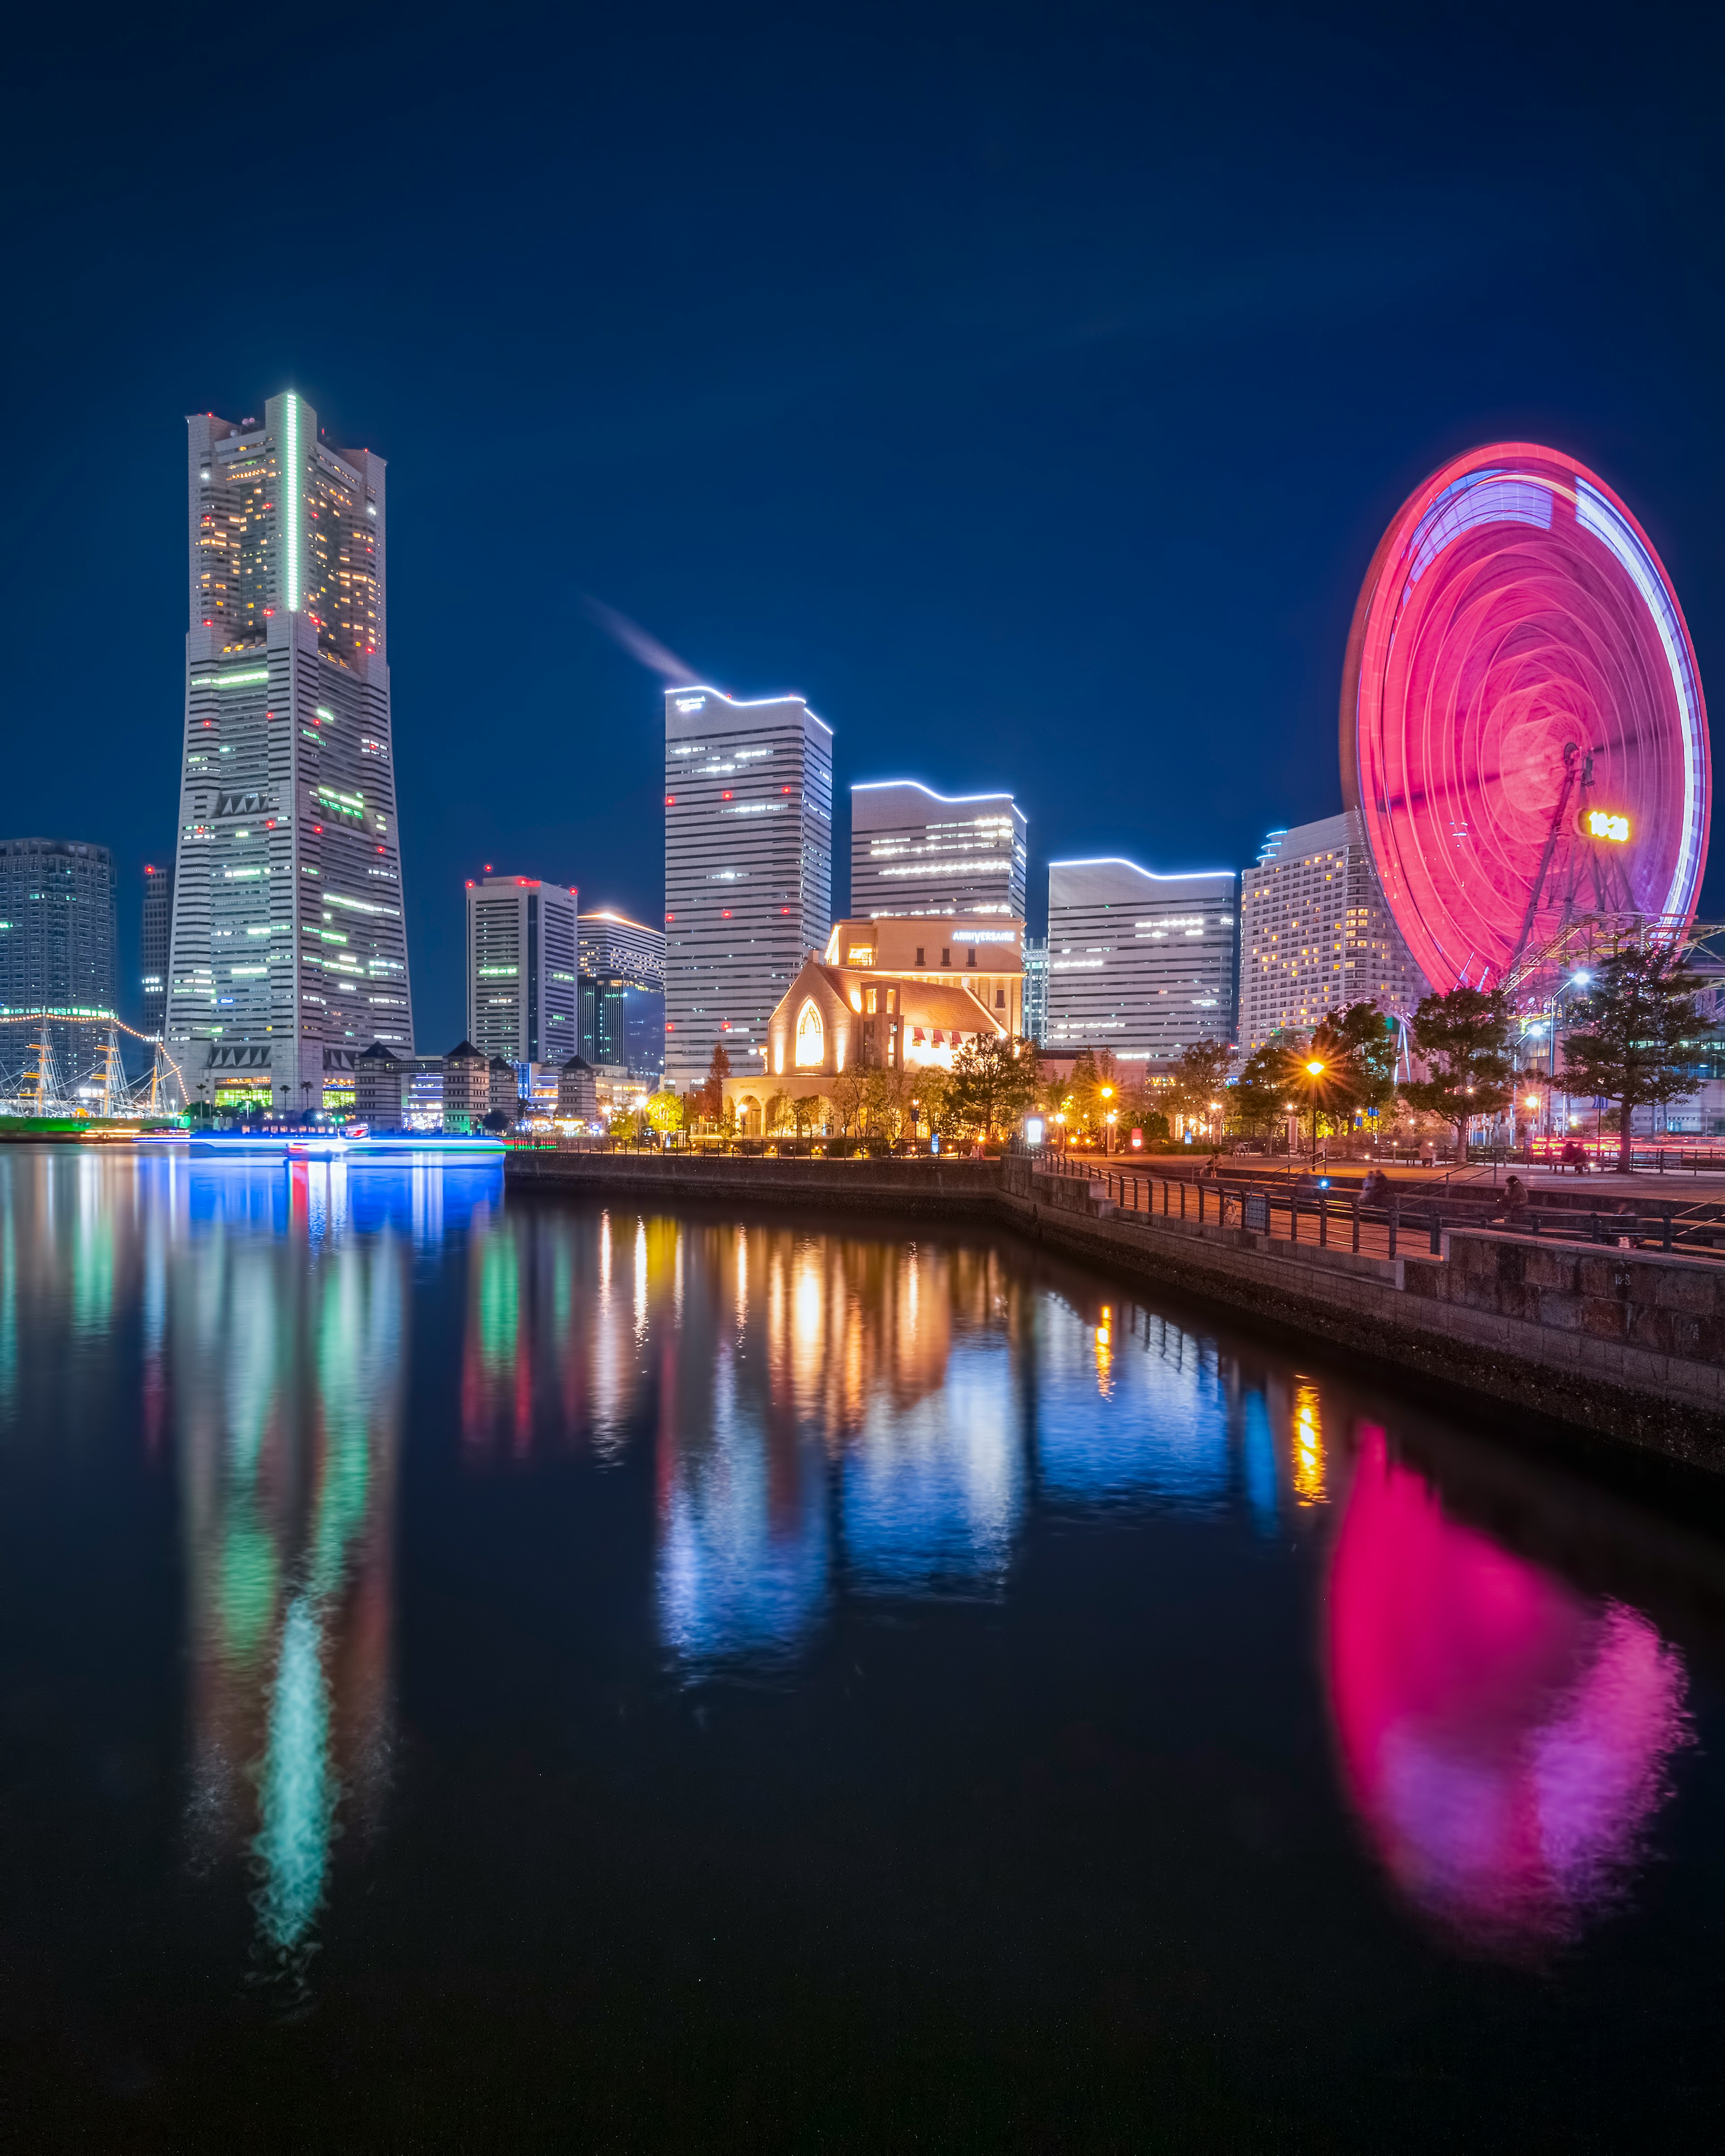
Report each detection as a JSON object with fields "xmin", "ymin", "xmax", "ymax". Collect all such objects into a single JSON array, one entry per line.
[
  {"xmin": 1100, "ymin": 1084, "xmax": 1115, "ymax": 1155},
  {"xmin": 1303, "ymin": 1060, "xmax": 1326, "ymax": 1163}
]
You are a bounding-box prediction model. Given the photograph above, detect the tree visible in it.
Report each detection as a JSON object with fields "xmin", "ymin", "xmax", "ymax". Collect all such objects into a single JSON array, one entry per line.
[
  {"xmin": 1166, "ymin": 1040, "xmax": 1233, "ymax": 1132},
  {"xmin": 696, "ymin": 1041, "xmax": 731, "ymax": 1126},
  {"xmin": 789, "ymin": 1093, "xmax": 823, "ymax": 1141},
  {"xmin": 1322, "ymin": 1000, "xmax": 1399, "ymax": 1118},
  {"xmin": 644, "ymin": 1089, "xmax": 682, "ymax": 1141},
  {"xmin": 1231, "ymin": 1041, "xmax": 1294, "ymax": 1134},
  {"xmin": 829, "ymin": 1065, "xmax": 866, "ymax": 1136},
  {"xmin": 1561, "ymin": 943, "xmax": 1721, "ymax": 1171},
  {"xmin": 1401, "ymin": 986, "xmax": 1514, "ymax": 1153},
  {"xmin": 951, "ymin": 1034, "xmax": 1040, "ymax": 1138},
  {"xmin": 910, "ymin": 1068, "xmax": 957, "ymax": 1142}
]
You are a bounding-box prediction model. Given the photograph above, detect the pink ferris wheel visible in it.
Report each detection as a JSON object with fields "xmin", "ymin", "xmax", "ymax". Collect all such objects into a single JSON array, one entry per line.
[{"xmin": 1340, "ymin": 442, "xmax": 1710, "ymax": 994}]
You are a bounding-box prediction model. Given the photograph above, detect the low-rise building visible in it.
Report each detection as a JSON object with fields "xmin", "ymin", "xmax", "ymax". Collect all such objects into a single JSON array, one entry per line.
[
  {"xmin": 442, "ymin": 1040, "xmax": 488, "ymax": 1131},
  {"xmin": 557, "ymin": 1054, "xmax": 599, "ymax": 1121},
  {"xmin": 724, "ymin": 953, "xmax": 1004, "ymax": 1135},
  {"xmin": 821, "ymin": 915, "xmax": 1025, "ymax": 1035},
  {"xmin": 487, "ymin": 1056, "xmax": 519, "ymax": 1120},
  {"xmin": 354, "ymin": 1043, "xmax": 404, "ymax": 1127}
]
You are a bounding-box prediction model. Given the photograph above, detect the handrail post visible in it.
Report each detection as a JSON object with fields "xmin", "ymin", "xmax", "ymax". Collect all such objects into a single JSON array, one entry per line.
[
  {"xmin": 1319, "ymin": 1193, "xmax": 1327, "ymax": 1247},
  {"xmin": 1352, "ymin": 1199, "xmax": 1359, "ymax": 1255},
  {"xmin": 1430, "ymin": 1208, "xmax": 1441, "ymax": 1257},
  {"xmin": 1389, "ymin": 1198, "xmax": 1398, "ymax": 1259}
]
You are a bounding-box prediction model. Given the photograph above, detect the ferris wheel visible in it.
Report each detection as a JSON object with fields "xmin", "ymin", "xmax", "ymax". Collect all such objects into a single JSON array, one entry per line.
[{"xmin": 1340, "ymin": 442, "xmax": 1710, "ymax": 995}]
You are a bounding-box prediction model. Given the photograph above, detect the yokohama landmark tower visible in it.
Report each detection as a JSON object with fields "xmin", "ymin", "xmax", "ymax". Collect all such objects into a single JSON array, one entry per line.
[{"xmin": 167, "ymin": 392, "xmax": 414, "ymax": 1114}]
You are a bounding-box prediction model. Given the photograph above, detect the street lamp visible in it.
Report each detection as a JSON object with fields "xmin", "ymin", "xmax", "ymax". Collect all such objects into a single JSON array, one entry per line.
[
  {"xmin": 1303, "ymin": 1059, "xmax": 1326, "ymax": 1163},
  {"xmin": 1100, "ymin": 1084, "xmax": 1115, "ymax": 1154}
]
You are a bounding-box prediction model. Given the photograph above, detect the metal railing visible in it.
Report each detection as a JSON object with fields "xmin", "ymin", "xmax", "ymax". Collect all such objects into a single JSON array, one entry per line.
[{"xmin": 1035, "ymin": 1153, "xmax": 1725, "ymax": 1263}]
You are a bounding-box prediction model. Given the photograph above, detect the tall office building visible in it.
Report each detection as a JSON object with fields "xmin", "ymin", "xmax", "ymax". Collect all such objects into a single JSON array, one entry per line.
[
  {"xmin": 0, "ymin": 838, "xmax": 118, "ymax": 1087},
  {"xmin": 466, "ymin": 875, "xmax": 579, "ymax": 1065},
  {"xmin": 166, "ymin": 391, "xmax": 413, "ymax": 1116},
  {"xmin": 141, "ymin": 861, "xmax": 174, "ymax": 1033},
  {"xmin": 664, "ymin": 686, "xmax": 833, "ymax": 1091},
  {"xmin": 578, "ymin": 909, "xmax": 665, "ymax": 1077},
  {"xmin": 1238, "ymin": 810, "xmax": 1427, "ymax": 1051},
  {"xmin": 849, "ymin": 782, "xmax": 1027, "ymax": 919},
  {"xmin": 1046, "ymin": 857, "xmax": 1237, "ymax": 1067}
]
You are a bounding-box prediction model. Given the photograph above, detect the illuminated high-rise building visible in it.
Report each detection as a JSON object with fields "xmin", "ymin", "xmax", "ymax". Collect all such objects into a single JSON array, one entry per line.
[
  {"xmin": 166, "ymin": 391, "xmax": 414, "ymax": 1115},
  {"xmin": 849, "ymin": 782, "xmax": 1026, "ymax": 919},
  {"xmin": 1238, "ymin": 811, "xmax": 1427, "ymax": 1051},
  {"xmin": 141, "ymin": 860, "xmax": 173, "ymax": 1032},
  {"xmin": 0, "ymin": 837, "xmax": 117, "ymax": 1086},
  {"xmin": 1046, "ymin": 857, "xmax": 1236, "ymax": 1067},
  {"xmin": 664, "ymin": 686, "xmax": 833, "ymax": 1091},
  {"xmin": 465, "ymin": 874, "xmax": 579, "ymax": 1065},
  {"xmin": 578, "ymin": 909, "xmax": 664, "ymax": 1077}
]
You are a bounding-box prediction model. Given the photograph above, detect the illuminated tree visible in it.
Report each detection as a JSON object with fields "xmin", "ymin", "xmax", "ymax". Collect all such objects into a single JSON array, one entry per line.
[
  {"xmin": 1401, "ymin": 987, "xmax": 1514, "ymax": 1152},
  {"xmin": 951, "ymin": 1034, "xmax": 1039, "ymax": 1138},
  {"xmin": 829, "ymin": 1065, "xmax": 865, "ymax": 1136},
  {"xmin": 644, "ymin": 1089, "xmax": 682, "ymax": 1139}
]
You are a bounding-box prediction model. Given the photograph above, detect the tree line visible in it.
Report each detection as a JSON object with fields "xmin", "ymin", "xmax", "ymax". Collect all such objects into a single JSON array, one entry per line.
[{"xmin": 624, "ymin": 941, "xmax": 1717, "ymax": 1171}]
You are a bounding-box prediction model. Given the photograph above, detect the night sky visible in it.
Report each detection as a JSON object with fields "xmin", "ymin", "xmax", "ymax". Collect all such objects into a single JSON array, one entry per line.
[{"xmin": 5, "ymin": 1, "xmax": 1722, "ymax": 1047}]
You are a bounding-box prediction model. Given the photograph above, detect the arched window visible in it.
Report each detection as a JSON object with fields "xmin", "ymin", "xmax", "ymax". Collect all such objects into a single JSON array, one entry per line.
[{"xmin": 794, "ymin": 998, "xmax": 825, "ymax": 1068}]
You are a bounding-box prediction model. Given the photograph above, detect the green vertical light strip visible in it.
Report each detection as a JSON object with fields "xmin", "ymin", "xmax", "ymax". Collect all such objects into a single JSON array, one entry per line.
[{"xmin": 282, "ymin": 393, "xmax": 301, "ymax": 612}]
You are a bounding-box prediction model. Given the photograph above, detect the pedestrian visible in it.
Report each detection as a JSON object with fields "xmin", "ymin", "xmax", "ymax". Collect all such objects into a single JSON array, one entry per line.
[
  {"xmin": 1494, "ymin": 1173, "xmax": 1531, "ymax": 1226},
  {"xmin": 1360, "ymin": 1166, "xmax": 1390, "ymax": 1207}
]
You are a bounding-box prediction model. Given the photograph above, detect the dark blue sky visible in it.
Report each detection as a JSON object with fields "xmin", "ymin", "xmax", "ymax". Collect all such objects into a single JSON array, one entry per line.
[{"xmin": 5, "ymin": 0, "xmax": 1722, "ymax": 1046}]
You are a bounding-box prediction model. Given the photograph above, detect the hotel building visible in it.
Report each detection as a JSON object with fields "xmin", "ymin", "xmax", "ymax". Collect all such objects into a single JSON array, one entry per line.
[
  {"xmin": 141, "ymin": 861, "xmax": 173, "ymax": 1033},
  {"xmin": 166, "ymin": 391, "xmax": 414, "ymax": 1113},
  {"xmin": 664, "ymin": 686, "xmax": 833, "ymax": 1091},
  {"xmin": 849, "ymin": 782, "xmax": 1027, "ymax": 919},
  {"xmin": 466, "ymin": 874, "xmax": 579, "ymax": 1066},
  {"xmin": 1045, "ymin": 858, "xmax": 1237, "ymax": 1067},
  {"xmin": 578, "ymin": 908, "xmax": 665, "ymax": 1078},
  {"xmin": 1238, "ymin": 811, "xmax": 1427, "ymax": 1051}
]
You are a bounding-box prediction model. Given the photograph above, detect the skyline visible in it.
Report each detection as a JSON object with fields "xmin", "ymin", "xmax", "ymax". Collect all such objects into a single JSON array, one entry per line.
[{"xmin": 5, "ymin": 3, "xmax": 1723, "ymax": 1048}]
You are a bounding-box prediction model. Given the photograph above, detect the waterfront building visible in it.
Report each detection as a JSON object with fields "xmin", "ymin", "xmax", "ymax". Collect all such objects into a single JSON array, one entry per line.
[
  {"xmin": 1238, "ymin": 811, "xmax": 1427, "ymax": 1051},
  {"xmin": 466, "ymin": 874, "xmax": 579, "ymax": 1066},
  {"xmin": 166, "ymin": 392, "xmax": 414, "ymax": 1115},
  {"xmin": 354, "ymin": 1042, "xmax": 404, "ymax": 1127},
  {"xmin": 821, "ymin": 915, "xmax": 1025, "ymax": 1035},
  {"xmin": 404, "ymin": 1053, "xmax": 447, "ymax": 1130},
  {"xmin": 1022, "ymin": 935, "xmax": 1048, "ymax": 1044},
  {"xmin": 849, "ymin": 782, "xmax": 1027, "ymax": 919},
  {"xmin": 0, "ymin": 837, "xmax": 118, "ymax": 1089},
  {"xmin": 141, "ymin": 861, "xmax": 174, "ymax": 1034},
  {"xmin": 1045, "ymin": 858, "xmax": 1237, "ymax": 1068},
  {"xmin": 723, "ymin": 954, "xmax": 1005, "ymax": 1135},
  {"xmin": 557, "ymin": 1054, "xmax": 598, "ymax": 1120},
  {"xmin": 578, "ymin": 908, "xmax": 665, "ymax": 1078},
  {"xmin": 664, "ymin": 685, "xmax": 833, "ymax": 1091},
  {"xmin": 487, "ymin": 1056, "xmax": 519, "ymax": 1120},
  {"xmin": 442, "ymin": 1040, "xmax": 487, "ymax": 1130}
]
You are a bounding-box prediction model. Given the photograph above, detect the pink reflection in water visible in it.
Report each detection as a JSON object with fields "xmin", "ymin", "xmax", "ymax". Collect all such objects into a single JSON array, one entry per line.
[{"xmin": 1327, "ymin": 1427, "xmax": 1690, "ymax": 1953}]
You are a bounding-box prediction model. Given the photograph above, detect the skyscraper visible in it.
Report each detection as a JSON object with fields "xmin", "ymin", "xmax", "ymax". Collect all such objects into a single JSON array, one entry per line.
[
  {"xmin": 664, "ymin": 686, "xmax": 833, "ymax": 1091},
  {"xmin": 849, "ymin": 782, "xmax": 1027, "ymax": 919},
  {"xmin": 578, "ymin": 909, "xmax": 665, "ymax": 1077},
  {"xmin": 0, "ymin": 838, "xmax": 118, "ymax": 1088},
  {"xmin": 465, "ymin": 874, "xmax": 579, "ymax": 1065},
  {"xmin": 141, "ymin": 861, "xmax": 173, "ymax": 1033},
  {"xmin": 167, "ymin": 392, "xmax": 413, "ymax": 1116},
  {"xmin": 1238, "ymin": 811, "xmax": 1427, "ymax": 1051},
  {"xmin": 1046, "ymin": 857, "xmax": 1236, "ymax": 1067}
]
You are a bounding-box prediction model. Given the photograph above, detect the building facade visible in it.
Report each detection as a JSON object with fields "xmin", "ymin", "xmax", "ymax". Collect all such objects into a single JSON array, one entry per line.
[
  {"xmin": 1022, "ymin": 935, "xmax": 1048, "ymax": 1044},
  {"xmin": 166, "ymin": 391, "xmax": 414, "ymax": 1117},
  {"xmin": 1046, "ymin": 858, "xmax": 1237, "ymax": 1068},
  {"xmin": 578, "ymin": 908, "xmax": 665, "ymax": 1078},
  {"xmin": 723, "ymin": 954, "xmax": 1006, "ymax": 1134},
  {"xmin": 141, "ymin": 861, "xmax": 174, "ymax": 1034},
  {"xmin": 664, "ymin": 686, "xmax": 833, "ymax": 1091},
  {"xmin": 849, "ymin": 782, "xmax": 1027, "ymax": 919},
  {"xmin": 0, "ymin": 837, "xmax": 118, "ymax": 1089},
  {"xmin": 1238, "ymin": 811, "xmax": 1428, "ymax": 1051},
  {"xmin": 465, "ymin": 875, "xmax": 579, "ymax": 1066},
  {"xmin": 821, "ymin": 915, "xmax": 1025, "ymax": 1036}
]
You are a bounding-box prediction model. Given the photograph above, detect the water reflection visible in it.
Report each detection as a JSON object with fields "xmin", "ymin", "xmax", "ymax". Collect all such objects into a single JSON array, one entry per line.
[
  {"xmin": 0, "ymin": 1149, "xmax": 1707, "ymax": 1992},
  {"xmin": 1327, "ymin": 1428, "xmax": 1692, "ymax": 1955}
]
